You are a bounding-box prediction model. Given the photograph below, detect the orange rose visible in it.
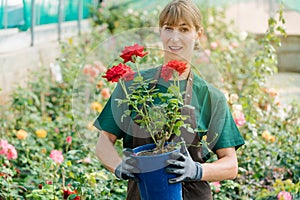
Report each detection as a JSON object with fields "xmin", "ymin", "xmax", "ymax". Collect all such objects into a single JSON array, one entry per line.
[
  {"xmin": 270, "ymin": 136, "xmax": 276, "ymax": 143},
  {"xmin": 36, "ymin": 129, "xmax": 47, "ymax": 138},
  {"xmin": 262, "ymin": 130, "xmax": 275, "ymax": 142},
  {"xmin": 262, "ymin": 130, "xmax": 271, "ymax": 140},
  {"xmin": 101, "ymin": 88, "xmax": 111, "ymax": 99},
  {"xmin": 268, "ymin": 88, "xmax": 278, "ymax": 97},
  {"xmin": 16, "ymin": 129, "xmax": 28, "ymax": 140},
  {"xmin": 96, "ymin": 80, "xmax": 104, "ymax": 89}
]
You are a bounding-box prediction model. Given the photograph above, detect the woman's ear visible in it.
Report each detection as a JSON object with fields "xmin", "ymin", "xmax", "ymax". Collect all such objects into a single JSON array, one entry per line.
[{"xmin": 197, "ymin": 27, "xmax": 204, "ymax": 39}]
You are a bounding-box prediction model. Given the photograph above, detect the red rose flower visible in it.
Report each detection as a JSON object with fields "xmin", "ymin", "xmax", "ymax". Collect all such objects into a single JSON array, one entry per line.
[
  {"xmin": 161, "ymin": 65, "xmax": 173, "ymax": 81},
  {"xmin": 161, "ymin": 60, "xmax": 187, "ymax": 81},
  {"xmin": 120, "ymin": 43, "xmax": 148, "ymax": 63},
  {"xmin": 102, "ymin": 63, "xmax": 135, "ymax": 82},
  {"xmin": 63, "ymin": 189, "xmax": 80, "ymax": 200},
  {"xmin": 165, "ymin": 60, "xmax": 187, "ymax": 75}
]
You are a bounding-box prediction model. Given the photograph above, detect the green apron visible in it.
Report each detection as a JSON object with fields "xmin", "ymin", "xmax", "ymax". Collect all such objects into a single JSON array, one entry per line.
[{"xmin": 127, "ymin": 67, "xmax": 213, "ymax": 200}]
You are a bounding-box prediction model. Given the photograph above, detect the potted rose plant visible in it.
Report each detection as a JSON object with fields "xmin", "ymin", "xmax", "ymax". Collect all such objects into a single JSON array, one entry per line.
[{"xmin": 102, "ymin": 43, "xmax": 194, "ymax": 200}]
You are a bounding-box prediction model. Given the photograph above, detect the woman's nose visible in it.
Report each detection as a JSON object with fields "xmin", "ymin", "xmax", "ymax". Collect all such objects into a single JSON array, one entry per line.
[{"xmin": 170, "ymin": 30, "xmax": 180, "ymax": 41}]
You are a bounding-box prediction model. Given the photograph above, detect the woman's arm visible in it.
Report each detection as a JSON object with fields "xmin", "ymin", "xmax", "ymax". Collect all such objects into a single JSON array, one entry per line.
[
  {"xmin": 95, "ymin": 131, "xmax": 122, "ymax": 173},
  {"xmin": 201, "ymin": 147, "xmax": 238, "ymax": 181}
]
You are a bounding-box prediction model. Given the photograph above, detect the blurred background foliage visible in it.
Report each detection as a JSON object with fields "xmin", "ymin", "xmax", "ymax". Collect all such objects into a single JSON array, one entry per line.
[{"xmin": 0, "ymin": 1, "xmax": 299, "ymax": 199}]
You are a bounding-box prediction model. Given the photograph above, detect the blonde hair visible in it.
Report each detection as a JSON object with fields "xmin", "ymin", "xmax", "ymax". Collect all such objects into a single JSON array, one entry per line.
[{"xmin": 159, "ymin": 0, "xmax": 202, "ymax": 31}]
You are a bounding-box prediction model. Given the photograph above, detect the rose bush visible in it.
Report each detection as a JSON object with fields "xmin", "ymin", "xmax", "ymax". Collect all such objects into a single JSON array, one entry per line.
[
  {"xmin": 102, "ymin": 43, "xmax": 192, "ymax": 151},
  {"xmin": 0, "ymin": 2, "xmax": 299, "ymax": 199},
  {"xmin": 0, "ymin": 29, "xmax": 127, "ymax": 199}
]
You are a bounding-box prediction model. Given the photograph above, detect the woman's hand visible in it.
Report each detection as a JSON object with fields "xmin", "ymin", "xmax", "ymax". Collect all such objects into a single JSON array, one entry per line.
[
  {"xmin": 115, "ymin": 148, "xmax": 140, "ymax": 182},
  {"xmin": 166, "ymin": 141, "xmax": 203, "ymax": 183}
]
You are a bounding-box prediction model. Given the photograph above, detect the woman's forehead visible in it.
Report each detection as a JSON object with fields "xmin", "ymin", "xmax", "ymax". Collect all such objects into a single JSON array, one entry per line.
[
  {"xmin": 162, "ymin": 16, "xmax": 193, "ymax": 27},
  {"xmin": 163, "ymin": 22, "xmax": 190, "ymax": 27}
]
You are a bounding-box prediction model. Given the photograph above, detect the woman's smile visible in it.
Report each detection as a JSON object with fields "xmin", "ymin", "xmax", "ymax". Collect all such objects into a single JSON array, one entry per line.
[{"xmin": 168, "ymin": 45, "xmax": 183, "ymax": 52}]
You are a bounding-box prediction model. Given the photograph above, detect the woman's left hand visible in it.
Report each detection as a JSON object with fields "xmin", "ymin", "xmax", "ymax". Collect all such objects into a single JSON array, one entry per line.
[{"xmin": 165, "ymin": 142, "xmax": 203, "ymax": 183}]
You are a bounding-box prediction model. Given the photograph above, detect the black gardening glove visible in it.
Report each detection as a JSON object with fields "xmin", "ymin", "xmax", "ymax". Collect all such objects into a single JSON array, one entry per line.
[
  {"xmin": 114, "ymin": 148, "xmax": 140, "ymax": 182},
  {"xmin": 166, "ymin": 141, "xmax": 203, "ymax": 184}
]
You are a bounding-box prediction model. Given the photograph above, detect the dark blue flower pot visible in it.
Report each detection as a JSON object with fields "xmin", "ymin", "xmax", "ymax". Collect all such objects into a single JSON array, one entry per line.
[{"xmin": 133, "ymin": 143, "xmax": 182, "ymax": 200}]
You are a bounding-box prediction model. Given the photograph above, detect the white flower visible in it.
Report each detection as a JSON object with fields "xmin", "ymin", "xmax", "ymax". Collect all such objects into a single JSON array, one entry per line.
[
  {"xmin": 127, "ymin": 8, "xmax": 133, "ymax": 14},
  {"xmin": 232, "ymin": 104, "xmax": 243, "ymax": 111},
  {"xmin": 239, "ymin": 31, "xmax": 248, "ymax": 41},
  {"xmin": 50, "ymin": 63, "xmax": 63, "ymax": 83},
  {"xmin": 229, "ymin": 94, "xmax": 239, "ymax": 104}
]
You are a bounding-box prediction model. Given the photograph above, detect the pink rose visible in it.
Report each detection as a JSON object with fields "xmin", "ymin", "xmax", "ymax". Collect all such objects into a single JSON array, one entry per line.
[
  {"xmin": 50, "ymin": 150, "xmax": 64, "ymax": 164},
  {"xmin": 204, "ymin": 49, "xmax": 211, "ymax": 56},
  {"xmin": 83, "ymin": 64, "xmax": 92, "ymax": 75},
  {"xmin": 0, "ymin": 140, "xmax": 18, "ymax": 160},
  {"xmin": 231, "ymin": 41, "xmax": 239, "ymax": 48},
  {"xmin": 277, "ymin": 191, "xmax": 292, "ymax": 200},
  {"xmin": 232, "ymin": 110, "xmax": 246, "ymax": 126},
  {"xmin": 210, "ymin": 42, "xmax": 218, "ymax": 50},
  {"xmin": 211, "ymin": 181, "xmax": 221, "ymax": 193},
  {"xmin": 83, "ymin": 157, "xmax": 91, "ymax": 164},
  {"xmin": 66, "ymin": 136, "xmax": 72, "ymax": 144},
  {"xmin": 6, "ymin": 144, "xmax": 18, "ymax": 160},
  {"xmin": 83, "ymin": 64, "xmax": 100, "ymax": 78},
  {"xmin": 0, "ymin": 140, "xmax": 9, "ymax": 155}
]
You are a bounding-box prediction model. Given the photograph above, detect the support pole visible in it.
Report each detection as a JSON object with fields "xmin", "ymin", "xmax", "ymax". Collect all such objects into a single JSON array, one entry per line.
[
  {"xmin": 3, "ymin": 0, "xmax": 8, "ymax": 28},
  {"xmin": 30, "ymin": 0, "xmax": 35, "ymax": 46},
  {"xmin": 57, "ymin": 0, "xmax": 63, "ymax": 42},
  {"xmin": 77, "ymin": 0, "xmax": 82, "ymax": 36}
]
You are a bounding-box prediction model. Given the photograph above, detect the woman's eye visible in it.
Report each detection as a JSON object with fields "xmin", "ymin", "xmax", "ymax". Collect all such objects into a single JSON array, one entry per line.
[
  {"xmin": 180, "ymin": 28, "xmax": 189, "ymax": 32},
  {"xmin": 164, "ymin": 27, "xmax": 173, "ymax": 31}
]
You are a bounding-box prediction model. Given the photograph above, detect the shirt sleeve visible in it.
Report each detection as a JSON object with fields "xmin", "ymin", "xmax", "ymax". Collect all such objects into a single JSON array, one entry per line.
[
  {"xmin": 205, "ymin": 85, "xmax": 245, "ymax": 152},
  {"xmin": 211, "ymin": 105, "xmax": 245, "ymax": 152}
]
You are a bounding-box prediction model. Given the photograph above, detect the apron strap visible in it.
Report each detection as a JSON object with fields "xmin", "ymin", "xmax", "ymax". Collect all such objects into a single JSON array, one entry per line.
[{"xmin": 184, "ymin": 71, "xmax": 194, "ymax": 105}]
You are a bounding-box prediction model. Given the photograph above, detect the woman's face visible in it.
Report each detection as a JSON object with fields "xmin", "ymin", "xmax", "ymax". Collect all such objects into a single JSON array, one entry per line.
[{"xmin": 160, "ymin": 20, "xmax": 200, "ymax": 64}]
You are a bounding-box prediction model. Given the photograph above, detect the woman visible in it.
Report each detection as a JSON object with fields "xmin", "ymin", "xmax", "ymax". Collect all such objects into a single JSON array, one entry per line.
[{"xmin": 94, "ymin": 0, "xmax": 245, "ymax": 199}]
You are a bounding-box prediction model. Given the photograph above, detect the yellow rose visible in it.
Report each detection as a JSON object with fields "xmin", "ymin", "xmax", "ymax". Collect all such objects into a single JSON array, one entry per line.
[
  {"xmin": 262, "ymin": 130, "xmax": 271, "ymax": 141},
  {"xmin": 91, "ymin": 102, "xmax": 103, "ymax": 112},
  {"xmin": 87, "ymin": 122, "xmax": 97, "ymax": 131},
  {"xmin": 41, "ymin": 148, "xmax": 47, "ymax": 154},
  {"xmin": 16, "ymin": 129, "xmax": 28, "ymax": 140},
  {"xmin": 68, "ymin": 37, "xmax": 73, "ymax": 45},
  {"xmin": 36, "ymin": 129, "xmax": 47, "ymax": 138}
]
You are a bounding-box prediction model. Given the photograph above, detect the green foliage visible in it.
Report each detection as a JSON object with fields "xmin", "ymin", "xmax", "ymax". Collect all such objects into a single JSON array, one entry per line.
[
  {"xmin": 91, "ymin": 1, "xmax": 160, "ymax": 34},
  {"xmin": 198, "ymin": 5, "xmax": 299, "ymax": 200},
  {"xmin": 114, "ymin": 53, "xmax": 189, "ymax": 150},
  {"xmin": 0, "ymin": 2, "xmax": 299, "ymax": 199},
  {"xmin": 0, "ymin": 31, "xmax": 126, "ymax": 199}
]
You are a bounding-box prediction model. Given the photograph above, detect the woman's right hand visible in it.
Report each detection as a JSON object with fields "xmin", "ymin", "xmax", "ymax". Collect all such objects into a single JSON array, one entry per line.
[{"xmin": 114, "ymin": 148, "xmax": 140, "ymax": 182}]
